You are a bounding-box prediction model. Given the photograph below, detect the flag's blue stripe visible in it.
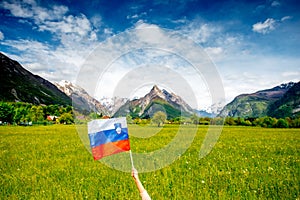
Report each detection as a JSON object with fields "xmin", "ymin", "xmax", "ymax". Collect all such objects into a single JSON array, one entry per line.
[{"xmin": 88, "ymin": 128, "xmax": 129, "ymax": 148}]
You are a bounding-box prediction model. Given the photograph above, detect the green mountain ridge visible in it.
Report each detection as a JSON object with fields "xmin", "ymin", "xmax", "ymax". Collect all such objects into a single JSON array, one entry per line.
[
  {"xmin": 267, "ymin": 82, "xmax": 300, "ymax": 118},
  {"xmin": 113, "ymin": 85, "xmax": 193, "ymax": 119},
  {"xmin": 0, "ymin": 52, "xmax": 71, "ymax": 105},
  {"xmin": 218, "ymin": 82, "xmax": 299, "ymax": 118}
]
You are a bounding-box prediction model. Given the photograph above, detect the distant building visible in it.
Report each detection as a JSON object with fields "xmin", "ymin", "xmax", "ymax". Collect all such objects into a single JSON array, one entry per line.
[{"xmin": 47, "ymin": 115, "xmax": 58, "ymax": 121}]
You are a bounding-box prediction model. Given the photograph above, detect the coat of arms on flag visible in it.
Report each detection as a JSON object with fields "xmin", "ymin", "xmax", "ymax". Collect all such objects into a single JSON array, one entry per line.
[{"xmin": 88, "ymin": 117, "xmax": 131, "ymax": 160}]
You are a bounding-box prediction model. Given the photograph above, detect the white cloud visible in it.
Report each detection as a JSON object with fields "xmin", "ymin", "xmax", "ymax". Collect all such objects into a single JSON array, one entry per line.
[
  {"xmin": 34, "ymin": 5, "xmax": 68, "ymax": 22},
  {"xmin": 216, "ymin": 52, "xmax": 300, "ymax": 103},
  {"xmin": 176, "ymin": 19, "xmax": 248, "ymax": 64},
  {"xmin": 134, "ymin": 20, "xmax": 155, "ymax": 29},
  {"xmin": 104, "ymin": 28, "xmax": 113, "ymax": 35},
  {"xmin": 1, "ymin": 39, "xmax": 50, "ymax": 52},
  {"xmin": 176, "ymin": 19, "xmax": 246, "ymax": 57},
  {"xmin": 1, "ymin": 1, "xmax": 33, "ymax": 18},
  {"xmin": 90, "ymin": 15, "xmax": 102, "ymax": 28},
  {"xmin": 252, "ymin": 18, "xmax": 276, "ymax": 34},
  {"xmin": 39, "ymin": 14, "xmax": 95, "ymax": 39},
  {"xmin": 271, "ymin": 1, "xmax": 280, "ymax": 7},
  {"xmin": 41, "ymin": 12, "xmax": 97, "ymax": 42},
  {"xmin": 127, "ymin": 12, "xmax": 147, "ymax": 20},
  {"xmin": 281, "ymin": 16, "xmax": 292, "ymax": 21},
  {"xmin": 1, "ymin": 0, "xmax": 96, "ymax": 42},
  {"xmin": 1, "ymin": 35, "xmax": 97, "ymax": 83},
  {"xmin": 0, "ymin": 31, "xmax": 4, "ymax": 40},
  {"xmin": 282, "ymin": 71, "xmax": 300, "ymax": 77},
  {"xmin": 179, "ymin": 21, "xmax": 220, "ymax": 44},
  {"xmin": 252, "ymin": 16, "xmax": 292, "ymax": 34},
  {"xmin": 127, "ymin": 14, "xmax": 139, "ymax": 19},
  {"xmin": 204, "ymin": 47, "xmax": 223, "ymax": 59},
  {"xmin": 1, "ymin": 0, "xmax": 68, "ymax": 21}
]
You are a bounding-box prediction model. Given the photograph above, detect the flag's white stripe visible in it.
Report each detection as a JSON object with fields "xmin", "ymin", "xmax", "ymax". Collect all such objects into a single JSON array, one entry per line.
[{"xmin": 88, "ymin": 117, "xmax": 127, "ymax": 133}]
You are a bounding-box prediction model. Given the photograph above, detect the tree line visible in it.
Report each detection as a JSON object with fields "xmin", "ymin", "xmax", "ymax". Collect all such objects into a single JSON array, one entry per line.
[
  {"xmin": 126, "ymin": 112, "xmax": 300, "ymax": 128},
  {"xmin": 219, "ymin": 116, "xmax": 300, "ymax": 128},
  {"xmin": 1, "ymin": 101, "xmax": 299, "ymax": 128},
  {"xmin": 0, "ymin": 102, "xmax": 74, "ymax": 125},
  {"xmin": 191, "ymin": 115, "xmax": 300, "ymax": 128}
]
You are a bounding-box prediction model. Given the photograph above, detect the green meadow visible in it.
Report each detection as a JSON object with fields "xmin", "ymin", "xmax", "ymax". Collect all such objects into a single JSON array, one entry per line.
[{"xmin": 0, "ymin": 125, "xmax": 299, "ymax": 199}]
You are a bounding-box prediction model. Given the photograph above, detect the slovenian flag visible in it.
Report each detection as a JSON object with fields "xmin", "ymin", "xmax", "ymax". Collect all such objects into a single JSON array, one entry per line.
[{"xmin": 88, "ymin": 117, "xmax": 130, "ymax": 160}]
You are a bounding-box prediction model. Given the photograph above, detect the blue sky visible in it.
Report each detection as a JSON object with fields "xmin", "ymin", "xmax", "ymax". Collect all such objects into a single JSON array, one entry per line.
[{"xmin": 0, "ymin": 0, "xmax": 299, "ymax": 110}]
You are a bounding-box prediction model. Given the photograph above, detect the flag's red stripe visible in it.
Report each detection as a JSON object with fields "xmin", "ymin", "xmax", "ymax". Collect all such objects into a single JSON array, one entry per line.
[{"xmin": 92, "ymin": 139, "xmax": 130, "ymax": 160}]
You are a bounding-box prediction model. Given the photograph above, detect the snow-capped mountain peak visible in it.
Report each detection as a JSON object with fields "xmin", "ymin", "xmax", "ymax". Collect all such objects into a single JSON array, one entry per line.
[{"xmin": 54, "ymin": 80, "xmax": 107, "ymax": 115}]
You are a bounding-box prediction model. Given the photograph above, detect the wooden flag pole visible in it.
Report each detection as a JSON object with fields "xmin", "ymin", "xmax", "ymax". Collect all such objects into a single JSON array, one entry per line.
[{"xmin": 129, "ymin": 150, "xmax": 135, "ymax": 169}]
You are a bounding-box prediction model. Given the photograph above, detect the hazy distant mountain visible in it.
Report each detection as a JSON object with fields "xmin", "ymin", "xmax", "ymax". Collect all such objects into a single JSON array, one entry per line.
[
  {"xmin": 218, "ymin": 82, "xmax": 296, "ymax": 118},
  {"xmin": 194, "ymin": 110, "xmax": 217, "ymax": 118},
  {"xmin": 99, "ymin": 96, "xmax": 129, "ymax": 116},
  {"xmin": 114, "ymin": 85, "xmax": 194, "ymax": 119},
  {"xmin": 0, "ymin": 52, "xmax": 71, "ymax": 105},
  {"xmin": 54, "ymin": 80, "xmax": 107, "ymax": 115}
]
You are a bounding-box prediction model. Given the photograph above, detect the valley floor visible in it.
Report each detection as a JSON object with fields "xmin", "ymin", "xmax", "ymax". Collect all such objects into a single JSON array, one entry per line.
[{"xmin": 0, "ymin": 125, "xmax": 299, "ymax": 199}]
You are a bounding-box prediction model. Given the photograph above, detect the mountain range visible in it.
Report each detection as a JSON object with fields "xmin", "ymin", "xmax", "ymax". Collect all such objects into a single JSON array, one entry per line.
[
  {"xmin": 54, "ymin": 80, "xmax": 107, "ymax": 115},
  {"xmin": 218, "ymin": 82, "xmax": 300, "ymax": 118},
  {"xmin": 267, "ymin": 82, "xmax": 300, "ymax": 118},
  {"xmin": 0, "ymin": 52, "xmax": 71, "ymax": 105},
  {"xmin": 113, "ymin": 85, "xmax": 194, "ymax": 119},
  {"xmin": 1, "ymin": 52, "xmax": 299, "ymax": 119}
]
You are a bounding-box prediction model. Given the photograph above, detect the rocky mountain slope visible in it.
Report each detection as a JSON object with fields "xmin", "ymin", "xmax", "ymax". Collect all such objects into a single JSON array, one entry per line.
[
  {"xmin": 267, "ymin": 81, "xmax": 300, "ymax": 118},
  {"xmin": 218, "ymin": 82, "xmax": 297, "ymax": 118},
  {"xmin": 114, "ymin": 85, "xmax": 194, "ymax": 119},
  {"xmin": 0, "ymin": 52, "xmax": 71, "ymax": 105},
  {"xmin": 54, "ymin": 80, "xmax": 107, "ymax": 115}
]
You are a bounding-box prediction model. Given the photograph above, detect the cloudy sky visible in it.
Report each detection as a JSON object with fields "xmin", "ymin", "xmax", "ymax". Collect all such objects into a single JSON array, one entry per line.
[{"xmin": 0, "ymin": 0, "xmax": 299, "ymax": 110}]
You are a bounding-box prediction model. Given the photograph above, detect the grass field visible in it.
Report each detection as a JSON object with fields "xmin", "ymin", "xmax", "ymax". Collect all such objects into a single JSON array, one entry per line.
[{"xmin": 0, "ymin": 124, "xmax": 299, "ymax": 199}]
